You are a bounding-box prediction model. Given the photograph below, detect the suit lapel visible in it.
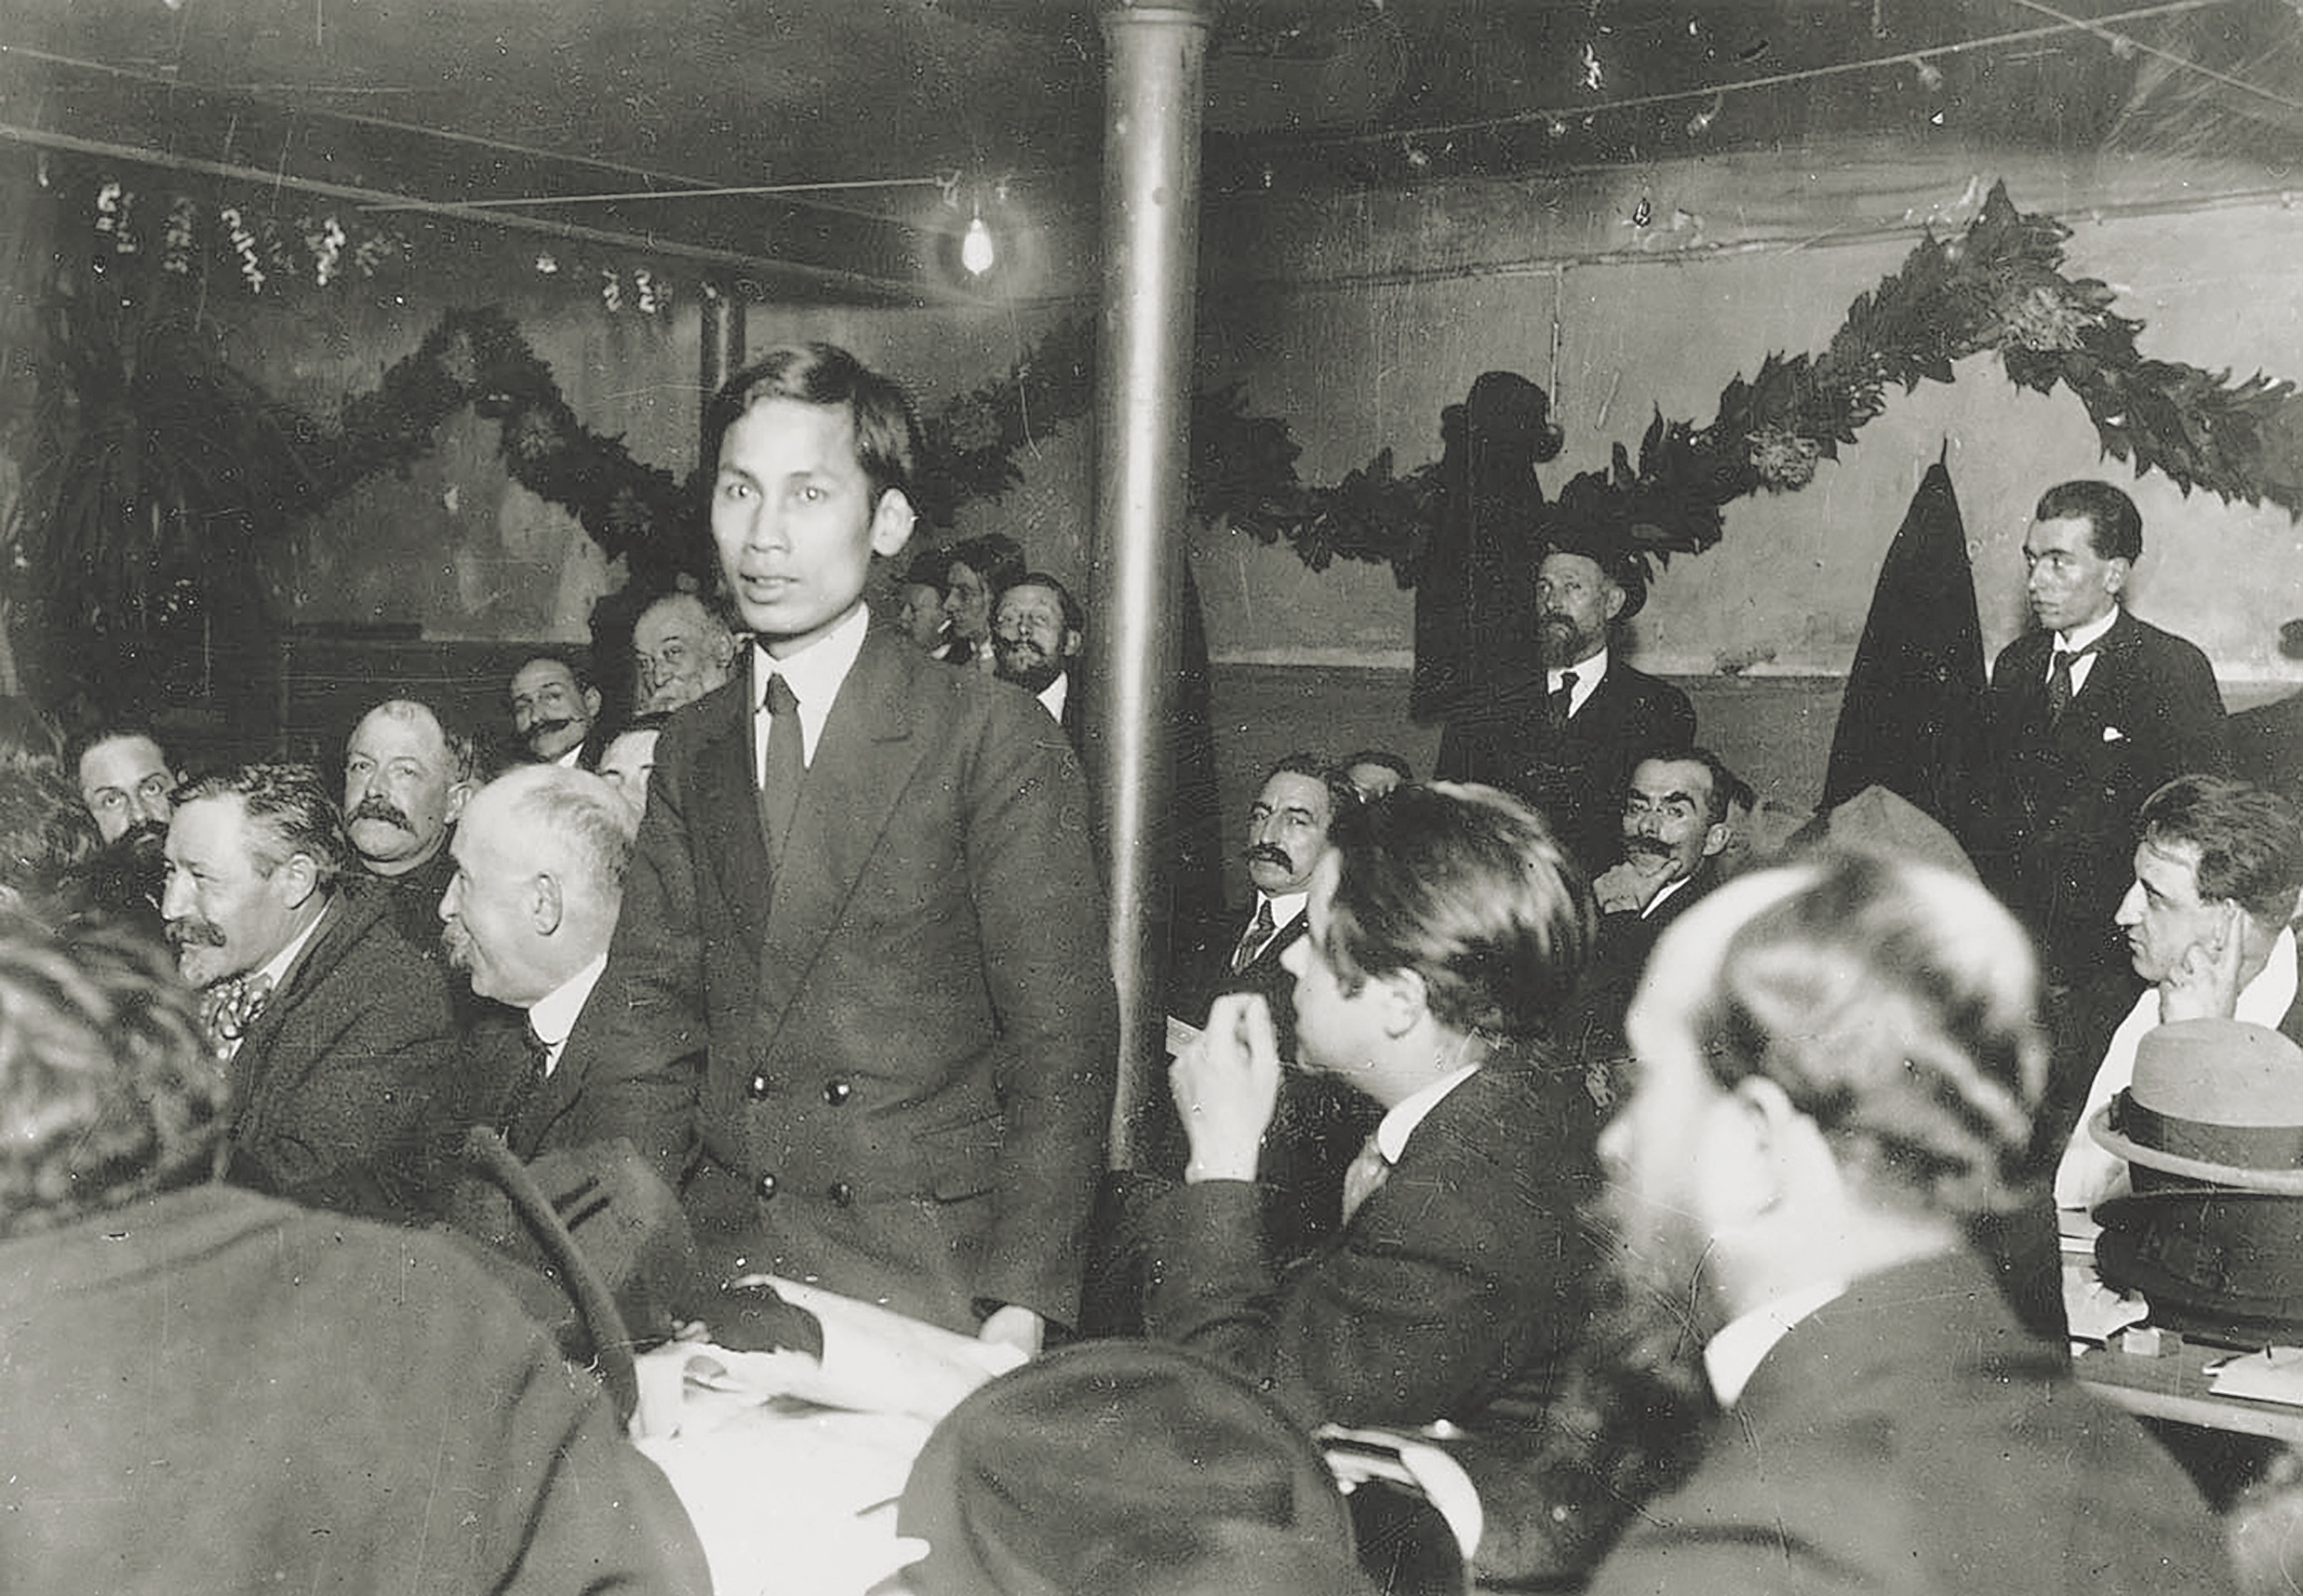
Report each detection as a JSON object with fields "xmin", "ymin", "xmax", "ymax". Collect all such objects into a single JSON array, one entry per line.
[
  {"xmin": 228, "ymin": 893, "xmax": 354, "ymax": 1125},
  {"xmin": 685, "ymin": 682, "xmax": 776, "ymax": 943}
]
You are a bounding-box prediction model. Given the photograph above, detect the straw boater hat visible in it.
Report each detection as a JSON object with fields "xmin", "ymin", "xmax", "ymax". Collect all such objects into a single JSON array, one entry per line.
[{"xmin": 2090, "ymin": 1018, "xmax": 2303, "ymax": 1340}]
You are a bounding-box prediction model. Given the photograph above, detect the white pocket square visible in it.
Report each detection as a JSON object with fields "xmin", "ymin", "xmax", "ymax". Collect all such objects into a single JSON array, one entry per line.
[{"xmin": 2102, "ymin": 725, "xmax": 2127, "ymax": 743}]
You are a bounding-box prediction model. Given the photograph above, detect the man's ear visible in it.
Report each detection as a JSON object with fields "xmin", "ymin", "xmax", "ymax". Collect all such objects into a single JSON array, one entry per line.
[
  {"xmin": 870, "ymin": 489, "xmax": 917, "ymax": 559},
  {"xmin": 1701, "ymin": 820, "xmax": 1731, "ymax": 859},
  {"xmin": 445, "ymin": 781, "xmax": 475, "ymax": 826},
  {"xmin": 2103, "ymin": 556, "xmax": 2133, "ymax": 601},
  {"xmin": 1602, "ymin": 582, "xmax": 1627, "ymax": 624},
  {"xmin": 529, "ymin": 872, "xmax": 565, "ymax": 936},
  {"xmin": 274, "ymin": 851, "xmax": 322, "ymax": 910},
  {"xmin": 1375, "ymin": 966, "xmax": 1429, "ymax": 1039},
  {"xmin": 582, "ymin": 687, "xmax": 602, "ymax": 719},
  {"xmin": 1063, "ymin": 627, "xmax": 1083, "ymax": 661},
  {"xmin": 1716, "ymin": 1074, "xmax": 1827, "ymax": 1219}
]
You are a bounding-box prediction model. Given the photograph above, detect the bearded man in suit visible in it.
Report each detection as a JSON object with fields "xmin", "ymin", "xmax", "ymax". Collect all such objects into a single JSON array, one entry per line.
[
  {"xmin": 1434, "ymin": 527, "xmax": 1694, "ymax": 877},
  {"xmin": 1587, "ymin": 850, "xmax": 2236, "ymax": 1596},
  {"xmin": 1984, "ymin": 478, "xmax": 2228, "ymax": 993},
  {"xmin": 161, "ymin": 761, "xmax": 456, "ymax": 1205},
  {"xmin": 597, "ymin": 342, "xmax": 1117, "ymax": 1353}
]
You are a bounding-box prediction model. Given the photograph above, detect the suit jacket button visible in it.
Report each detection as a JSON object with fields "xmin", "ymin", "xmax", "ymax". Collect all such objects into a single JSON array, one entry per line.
[
  {"xmin": 828, "ymin": 1180, "xmax": 853, "ymax": 1206},
  {"xmin": 755, "ymin": 1173, "xmax": 778, "ymax": 1200},
  {"xmin": 823, "ymin": 1079, "xmax": 852, "ymax": 1106},
  {"xmin": 747, "ymin": 1072, "xmax": 771, "ymax": 1100}
]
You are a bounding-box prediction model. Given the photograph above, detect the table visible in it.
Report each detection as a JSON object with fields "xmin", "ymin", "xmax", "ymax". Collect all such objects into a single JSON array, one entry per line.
[
  {"xmin": 2076, "ymin": 1334, "xmax": 2303, "ymax": 1447},
  {"xmin": 625, "ymin": 1277, "xmax": 1023, "ymax": 1596},
  {"xmin": 637, "ymin": 1396, "xmax": 930, "ymax": 1596}
]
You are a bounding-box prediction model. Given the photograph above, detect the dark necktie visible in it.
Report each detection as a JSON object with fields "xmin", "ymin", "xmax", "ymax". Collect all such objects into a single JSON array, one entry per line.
[
  {"xmin": 2045, "ymin": 644, "xmax": 2091, "ymax": 722},
  {"xmin": 759, "ymin": 673, "xmax": 803, "ymax": 865},
  {"xmin": 1340, "ymin": 1131, "xmax": 1393, "ymax": 1225},
  {"xmin": 1231, "ymin": 898, "xmax": 1278, "ymax": 975},
  {"xmin": 501, "ymin": 1020, "xmax": 552, "ymax": 1134},
  {"xmin": 1546, "ymin": 669, "xmax": 1578, "ymax": 729}
]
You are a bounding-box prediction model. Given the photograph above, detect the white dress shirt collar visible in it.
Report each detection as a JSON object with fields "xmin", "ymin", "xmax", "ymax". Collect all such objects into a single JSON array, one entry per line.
[
  {"xmin": 1548, "ymin": 648, "xmax": 1608, "ymax": 718},
  {"xmin": 2052, "ymin": 608, "xmax": 2119, "ymax": 698},
  {"xmin": 525, "ymin": 952, "xmax": 608, "ymax": 1078},
  {"xmin": 1703, "ymin": 1279, "xmax": 1846, "ymax": 1408},
  {"xmin": 1258, "ymin": 890, "xmax": 1309, "ymax": 932},
  {"xmin": 752, "ymin": 602, "xmax": 870, "ymax": 775},
  {"xmin": 1372, "ymin": 1060, "xmax": 1483, "ymax": 1165},
  {"xmin": 1037, "ymin": 672, "xmax": 1069, "ymax": 725},
  {"xmin": 253, "ymin": 900, "xmax": 332, "ymax": 996}
]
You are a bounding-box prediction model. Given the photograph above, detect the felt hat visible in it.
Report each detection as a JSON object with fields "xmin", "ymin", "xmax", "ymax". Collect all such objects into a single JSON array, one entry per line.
[
  {"xmin": 2090, "ymin": 1020, "xmax": 2303, "ymax": 1340},
  {"xmin": 1542, "ymin": 512, "xmax": 1650, "ymax": 622},
  {"xmin": 2086, "ymin": 1019, "xmax": 2303, "ymax": 1194},
  {"xmin": 897, "ymin": 1339, "xmax": 1355, "ymax": 1596}
]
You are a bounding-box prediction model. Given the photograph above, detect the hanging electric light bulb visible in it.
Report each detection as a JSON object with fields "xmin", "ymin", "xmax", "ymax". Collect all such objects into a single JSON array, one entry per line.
[{"xmin": 961, "ymin": 206, "xmax": 996, "ymax": 275}]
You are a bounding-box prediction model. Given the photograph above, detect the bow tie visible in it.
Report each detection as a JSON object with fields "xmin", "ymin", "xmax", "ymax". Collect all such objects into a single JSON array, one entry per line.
[{"xmin": 200, "ymin": 972, "xmax": 274, "ymax": 1053}]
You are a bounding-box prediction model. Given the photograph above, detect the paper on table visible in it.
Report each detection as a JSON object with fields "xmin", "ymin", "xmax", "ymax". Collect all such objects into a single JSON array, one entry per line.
[
  {"xmin": 2063, "ymin": 1271, "xmax": 2149, "ymax": 1345},
  {"xmin": 1167, "ymin": 1014, "xmax": 1201, "ymax": 1058},
  {"xmin": 677, "ymin": 1275, "xmax": 1024, "ymax": 1426},
  {"xmin": 2209, "ymin": 1346, "xmax": 2303, "ymax": 1406}
]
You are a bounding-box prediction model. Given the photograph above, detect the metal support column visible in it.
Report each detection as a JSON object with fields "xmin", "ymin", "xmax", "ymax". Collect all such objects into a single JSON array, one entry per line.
[{"xmin": 1089, "ymin": 1, "xmax": 1212, "ymax": 1168}]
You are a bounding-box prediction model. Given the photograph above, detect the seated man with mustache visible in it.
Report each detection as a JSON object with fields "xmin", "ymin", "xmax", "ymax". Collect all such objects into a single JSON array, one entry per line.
[
  {"xmin": 163, "ymin": 760, "xmax": 458, "ymax": 1207},
  {"xmin": 342, "ymin": 698, "xmax": 480, "ymax": 959}
]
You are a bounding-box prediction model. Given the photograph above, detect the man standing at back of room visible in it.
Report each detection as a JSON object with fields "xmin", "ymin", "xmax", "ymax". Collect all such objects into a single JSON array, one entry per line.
[
  {"xmin": 1984, "ymin": 478, "xmax": 2228, "ymax": 993},
  {"xmin": 1434, "ymin": 523, "xmax": 1693, "ymax": 877},
  {"xmin": 598, "ymin": 342, "xmax": 1118, "ymax": 1353}
]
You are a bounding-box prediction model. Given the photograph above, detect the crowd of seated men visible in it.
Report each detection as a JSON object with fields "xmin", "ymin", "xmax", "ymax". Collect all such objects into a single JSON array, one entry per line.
[{"xmin": 0, "ymin": 343, "xmax": 2298, "ymax": 1596}]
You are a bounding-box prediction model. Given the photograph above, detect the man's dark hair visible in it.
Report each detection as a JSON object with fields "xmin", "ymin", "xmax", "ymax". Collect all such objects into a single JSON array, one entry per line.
[
  {"xmin": 0, "ymin": 763, "xmax": 101, "ymax": 909},
  {"xmin": 705, "ymin": 342, "xmax": 922, "ymax": 505},
  {"xmin": 1003, "ymin": 571, "xmax": 1085, "ymax": 636},
  {"xmin": 1629, "ymin": 744, "xmax": 1741, "ymax": 827},
  {"xmin": 2138, "ymin": 774, "xmax": 2303, "ymax": 927},
  {"xmin": 2034, "ymin": 478, "xmax": 2143, "ymax": 564},
  {"xmin": 60, "ymin": 722, "xmax": 173, "ymax": 779},
  {"xmin": 513, "ymin": 651, "xmax": 595, "ymax": 697},
  {"xmin": 903, "ymin": 545, "xmax": 957, "ymax": 594},
  {"xmin": 177, "ymin": 763, "xmax": 352, "ymax": 891},
  {"xmin": 952, "ymin": 533, "xmax": 1027, "ymax": 602},
  {"xmin": 1342, "ymin": 749, "xmax": 1414, "ymax": 785},
  {"xmin": 1319, "ymin": 781, "xmax": 1594, "ymax": 1039},
  {"xmin": 0, "ymin": 912, "xmax": 227, "ymax": 1237},
  {"xmin": 1261, "ymin": 751, "xmax": 1357, "ymax": 819}
]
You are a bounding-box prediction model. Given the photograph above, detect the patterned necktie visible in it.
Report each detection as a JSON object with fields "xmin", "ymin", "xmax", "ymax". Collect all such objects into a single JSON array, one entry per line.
[
  {"xmin": 1340, "ymin": 1132, "xmax": 1392, "ymax": 1226},
  {"xmin": 759, "ymin": 673, "xmax": 804, "ymax": 865},
  {"xmin": 200, "ymin": 972, "xmax": 274, "ymax": 1055},
  {"xmin": 1546, "ymin": 669, "xmax": 1578, "ymax": 729},
  {"xmin": 1231, "ymin": 898, "xmax": 1278, "ymax": 975},
  {"xmin": 2045, "ymin": 645, "xmax": 2090, "ymax": 722}
]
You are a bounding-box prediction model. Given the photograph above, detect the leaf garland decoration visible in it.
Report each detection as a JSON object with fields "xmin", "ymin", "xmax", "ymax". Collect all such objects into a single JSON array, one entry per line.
[{"xmin": 29, "ymin": 180, "xmax": 2303, "ymax": 647}]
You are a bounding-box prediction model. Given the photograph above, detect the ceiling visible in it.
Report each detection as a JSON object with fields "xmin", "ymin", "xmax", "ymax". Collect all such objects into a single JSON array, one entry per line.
[{"xmin": 7, "ymin": 0, "xmax": 2303, "ymax": 302}]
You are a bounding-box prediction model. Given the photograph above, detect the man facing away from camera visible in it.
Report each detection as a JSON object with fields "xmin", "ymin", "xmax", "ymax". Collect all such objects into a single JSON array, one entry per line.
[{"xmin": 1586, "ymin": 850, "xmax": 2237, "ymax": 1596}]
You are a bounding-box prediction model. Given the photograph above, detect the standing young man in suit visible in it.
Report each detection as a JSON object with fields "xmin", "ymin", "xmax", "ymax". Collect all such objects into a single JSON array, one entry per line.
[
  {"xmin": 1985, "ymin": 479, "xmax": 2228, "ymax": 993},
  {"xmin": 601, "ymin": 343, "xmax": 1117, "ymax": 1352},
  {"xmin": 1434, "ymin": 526, "xmax": 1694, "ymax": 877}
]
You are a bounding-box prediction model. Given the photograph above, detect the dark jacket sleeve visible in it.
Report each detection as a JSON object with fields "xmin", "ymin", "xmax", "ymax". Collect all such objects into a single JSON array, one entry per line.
[
  {"xmin": 962, "ymin": 694, "xmax": 1120, "ymax": 1327},
  {"xmin": 1142, "ymin": 1071, "xmax": 1598, "ymax": 1432}
]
